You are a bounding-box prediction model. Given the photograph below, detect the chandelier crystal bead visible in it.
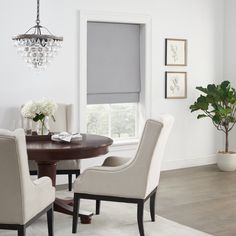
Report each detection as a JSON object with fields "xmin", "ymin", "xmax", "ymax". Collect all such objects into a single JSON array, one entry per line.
[{"xmin": 12, "ymin": 0, "xmax": 63, "ymax": 70}]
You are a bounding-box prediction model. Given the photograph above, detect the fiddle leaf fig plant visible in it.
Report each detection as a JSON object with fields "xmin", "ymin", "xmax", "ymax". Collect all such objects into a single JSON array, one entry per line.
[{"xmin": 190, "ymin": 81, "xmax": 236, "ymax": 153}]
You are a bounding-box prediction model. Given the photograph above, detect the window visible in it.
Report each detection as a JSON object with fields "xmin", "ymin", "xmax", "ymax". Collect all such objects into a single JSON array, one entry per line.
[
  {"xmin": 78, "ymin": 12, "xmax": 151, "ymax": 146},
  {"xmin": 87, "ymin": 103, "xmax": 138, "ymax": 141},
  {"xmin": 86, "ymin": 22, "xmax": 141, "ymax": 142}
]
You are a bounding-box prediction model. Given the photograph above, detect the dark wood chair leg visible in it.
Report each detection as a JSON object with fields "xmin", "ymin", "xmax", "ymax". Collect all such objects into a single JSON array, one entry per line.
[
  {"xmin": 68, "ymin": 174, "xmax": 73, "ymax": 191},
  {"xmin": 47, "ymin": 206, "xmax": 54, "ymax": 236},
  {"xmin": 72, "ymin": 194, "xmax": 80, "ymax": 233},
  {"xmin": 96, "ymin": 200, "xmax": 101, "ymax": 215},
  {"xmin": 137, "ymin": 201, "xmax": 145, "ymax": 236},
  {"xmin": 18, "ymin": 225, "xmax": 26, "ymax": 236},
  {"xmin": 76, "ymin": 170, "xmax": 80, "ymax": 178},
  {"xmin": 150, "ymin": 190, "xmax": 156, "ymax": 222}
]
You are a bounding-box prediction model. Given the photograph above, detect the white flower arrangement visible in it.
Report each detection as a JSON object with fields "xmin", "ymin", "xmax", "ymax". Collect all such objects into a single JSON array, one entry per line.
[
  {"xmin": 21, "ymin": 98, "xmax": 58, "ymax": 135},
  {"xmin": 21, "ymin": 98, "xmax": 58, "ymax": 120}
]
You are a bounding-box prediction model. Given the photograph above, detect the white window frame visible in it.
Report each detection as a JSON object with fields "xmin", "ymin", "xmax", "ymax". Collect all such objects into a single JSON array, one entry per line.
[{"xmin": 74, "ymin": 10, "xmax": 152, "ymax": 145}]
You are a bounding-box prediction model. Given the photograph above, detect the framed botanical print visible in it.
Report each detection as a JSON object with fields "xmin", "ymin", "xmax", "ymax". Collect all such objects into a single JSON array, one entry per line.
[
  {"xmin": 165, "ymin": 72, "xmax": 187, "ymax": 99},
  {"xmin": 165, "ymin": 38, "xmax": 187, "ymax": 66}
]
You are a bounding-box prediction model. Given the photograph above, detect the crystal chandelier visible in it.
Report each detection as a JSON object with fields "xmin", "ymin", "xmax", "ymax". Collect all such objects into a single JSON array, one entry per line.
[{"xmin": 12, "ymin": 0, "xmax": 63, "ymax": 70}]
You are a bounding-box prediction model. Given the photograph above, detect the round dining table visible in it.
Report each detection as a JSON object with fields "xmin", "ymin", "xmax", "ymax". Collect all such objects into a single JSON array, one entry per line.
[{"xmin": 26, "ymin": 133, "xmax": 113, "ymax": 224}]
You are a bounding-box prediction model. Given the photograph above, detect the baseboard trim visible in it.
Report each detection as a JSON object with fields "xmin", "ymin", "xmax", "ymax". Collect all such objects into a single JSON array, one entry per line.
[{"xmin": 161, "ymin": 154, "xmax": 217, "ymax": 171}]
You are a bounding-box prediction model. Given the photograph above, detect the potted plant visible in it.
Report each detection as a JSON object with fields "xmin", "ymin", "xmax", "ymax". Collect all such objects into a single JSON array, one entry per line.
[{"xmin": 190, "ymin": 80, "xmax": 236, "ymax": 171}]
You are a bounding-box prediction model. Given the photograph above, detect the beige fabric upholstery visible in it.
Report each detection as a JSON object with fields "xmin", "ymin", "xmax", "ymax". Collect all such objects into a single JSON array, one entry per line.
[
  {"xmin": 48, "ymin": 104, "xmax": 73, "ymax": 133},
  {"xmin": 102, "ymin": 156, "xmax": 130, "ymax": 167},
  {"xmin": 26, "ymin": 103, "xmax": 80, "ymax": 171},
  {"xmin": 74, "ymin": 115, "xmax": 174, "ymax": 199},
  {"xmin": 0, "ymin": 129, "xmax": 55, "ymax": 225}
]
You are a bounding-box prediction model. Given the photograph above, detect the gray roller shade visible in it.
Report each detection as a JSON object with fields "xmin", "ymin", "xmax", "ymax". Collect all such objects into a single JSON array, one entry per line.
[{"xmin": 87, "ymin": 22, "xmax": 141, "ymax": 104}]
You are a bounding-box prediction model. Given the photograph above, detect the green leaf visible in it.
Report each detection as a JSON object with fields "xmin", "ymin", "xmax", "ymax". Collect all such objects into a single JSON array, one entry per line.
[
  {"xmin": 207, "ymin": 84, "xmax": 217, "ymax": 93},
  {"xmin": 189, "ymin": 104, "xmax": 199, "ymax": 112},
  {"xmin": 212, "ymin": 115, "xmax": 221, "ymax": 124},
  {"xmin": 33, "ymin": 113, "xmax": 45, "ymax": 122},
  {"xmin": 220, "ymin": 81, "xmax": 230, "ymax": 90},
  {"xmin": 197, "ymin": 95, "xmax": 207, "ymax": 103},
  {"xmin": 196, "ymin": 86, "xmax": 208, "ymax": 94},
  {"xmin": 228, "ymin": 116, "xmax": 236, "ymax": 122},
  {"xmin": 197, "ymin": 114, "xmax": 207, "ymax": 119}
]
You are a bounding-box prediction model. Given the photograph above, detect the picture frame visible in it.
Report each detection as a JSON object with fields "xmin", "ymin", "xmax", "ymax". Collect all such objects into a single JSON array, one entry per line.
[
  {"xmin": 165, "ymin": 72, "xmax": 187, "ymax": 99},
  {"xmin": 165, "ymin": 38, "xmax": 187, "ymax": 66}
]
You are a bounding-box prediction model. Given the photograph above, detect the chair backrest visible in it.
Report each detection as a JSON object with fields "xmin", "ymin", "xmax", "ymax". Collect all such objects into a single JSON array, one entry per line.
[
  {"xmin": 48, "ymin": 103, "xmax": 73, "ymax": 133},
  {"xmin": 0, "ymin": 129, "xmax": 33, "ymax": 224},
  {"xmin": 129, "ymin": 115, "xmax": 174, "ymax": 197}
]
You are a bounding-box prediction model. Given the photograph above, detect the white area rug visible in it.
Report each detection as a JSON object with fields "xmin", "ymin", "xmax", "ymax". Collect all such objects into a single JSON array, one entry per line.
[{"xmin": 0, "ymin": 191, "xmax": 212, "ymax": 236}]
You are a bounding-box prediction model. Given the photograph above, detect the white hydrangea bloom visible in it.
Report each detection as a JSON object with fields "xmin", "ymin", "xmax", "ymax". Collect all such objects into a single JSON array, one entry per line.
[
  {"xmin": 21, "ymin": 100, "xmax": 39, "ymax": 119},
  {"xmin": 38, "ymin": 98, "xmax": 58, "ymax": 116}
]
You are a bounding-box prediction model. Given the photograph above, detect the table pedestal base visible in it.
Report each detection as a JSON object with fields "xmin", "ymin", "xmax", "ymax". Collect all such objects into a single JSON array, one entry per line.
[
  {"xmin": 54, "ymin": 198, "xmax": 93, "ymax": 224},
  {"xmin": 37, "ymin": 161, "xmax": 93, "ymax": 224}
]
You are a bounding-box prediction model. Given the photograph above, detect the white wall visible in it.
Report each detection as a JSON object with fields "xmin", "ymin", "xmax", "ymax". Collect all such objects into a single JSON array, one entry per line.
[
  {"xmin": 223, "ymin": 0, "xmax": 236, "ymax": 151},
  {"xmin": 224, "ymin": 0, "xmax": 236, "ymax": 87},
  {"xmin": 0, "ymin": 0, "xmax": 224, "ymax": 178}
]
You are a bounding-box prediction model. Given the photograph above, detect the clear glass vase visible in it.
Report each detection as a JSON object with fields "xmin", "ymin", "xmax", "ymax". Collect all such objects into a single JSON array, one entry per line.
[
  {"xmin": 23, "ymin": 118, "xmax": 33, "ymax": 135},
  {"xmin": 36, "ymin": 116, "xmax": 50, "ymax": 135}
]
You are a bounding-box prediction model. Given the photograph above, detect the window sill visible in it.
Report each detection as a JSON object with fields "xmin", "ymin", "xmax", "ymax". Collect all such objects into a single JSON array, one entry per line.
[
  {"xmin": 110, "ymin": 139, "xmax": 139, "ymax": 152},
  {"xmin": 113, "ymin": 138, "xmax": 139, "ymax": 146}
]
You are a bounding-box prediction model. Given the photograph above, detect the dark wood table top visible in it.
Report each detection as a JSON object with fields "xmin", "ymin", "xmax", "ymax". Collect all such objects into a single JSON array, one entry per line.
[{"xmin": 27, "ymin": 134, "xmax": 113, "ymax": 162}]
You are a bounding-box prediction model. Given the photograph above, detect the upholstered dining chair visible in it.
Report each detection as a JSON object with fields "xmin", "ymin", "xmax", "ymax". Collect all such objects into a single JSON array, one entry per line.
[
  {"xmin": 72, "ymin": 115, "xmax": 174, "ymax": 236},
  {"xmin": 0, "ymin": 128, "xmax": 55, "ymax": 236},
  {"xmin": 26, "ymin": 104, "xmax": 81, "ymax": 191}
]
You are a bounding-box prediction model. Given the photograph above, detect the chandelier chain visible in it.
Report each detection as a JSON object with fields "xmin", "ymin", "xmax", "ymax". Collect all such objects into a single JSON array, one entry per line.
[{"xmin": 36, "ymin": 0, "xmax": 40, "ymax": 25}]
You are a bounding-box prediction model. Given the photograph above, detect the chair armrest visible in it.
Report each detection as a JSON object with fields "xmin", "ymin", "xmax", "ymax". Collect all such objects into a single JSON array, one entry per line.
[
  {"xmin": 23, "ymin": 177, "xmax": 55, "ymax": 223},
  {"xmin": 32, "ymin": 177, "xmax": 55, "ymax": 201},
  {"xmin": 82, "ymin": 162, "xmax": 130, "ymax": 174},
  {"xmin": 102, "ymin": 156, "xmax": 131, "ymax": 167},
  {"xmin": 74, "ymin": 159, "xmax": 146, "ymax": 198},
  {"xmin": 82, "ymin": 157, "xmax": 132, "ymax": 174},
  {"xmin": 33, "ymin": 177, "xmax": 53, "ymax": 187}
]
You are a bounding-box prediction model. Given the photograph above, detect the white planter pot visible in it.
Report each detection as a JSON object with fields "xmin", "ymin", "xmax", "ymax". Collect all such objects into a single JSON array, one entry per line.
[{"xmin": 217, "ymin": 152, "xmax": 236, "ymax": 171}]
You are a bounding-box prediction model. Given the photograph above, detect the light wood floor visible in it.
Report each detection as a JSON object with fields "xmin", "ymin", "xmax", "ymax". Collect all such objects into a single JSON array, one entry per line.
[{"xmin": 156, "ymin": 164, "xmax": 236, "ymax": 236}]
